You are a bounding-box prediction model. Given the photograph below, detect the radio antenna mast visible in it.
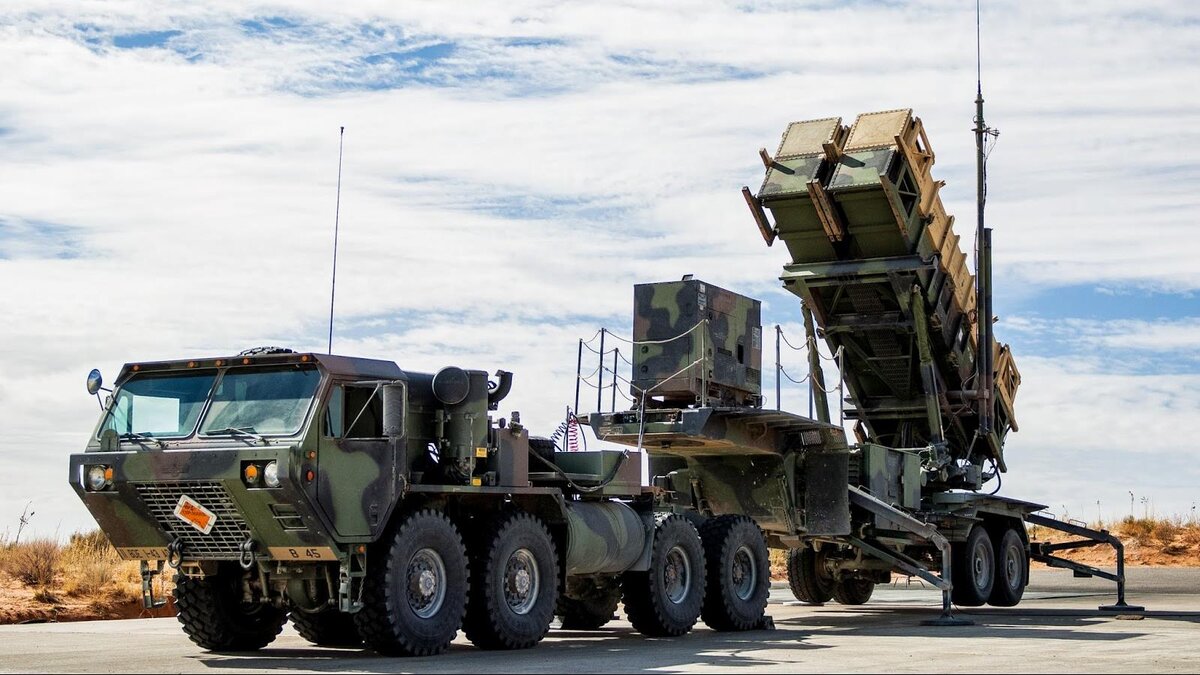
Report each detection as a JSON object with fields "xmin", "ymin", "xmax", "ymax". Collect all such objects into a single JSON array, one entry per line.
[
  {"xmin": 328, "ymin": 126, "xmax": 345, "ymax": 354},
  {"xmin": 973, "ymin": 0, "xmax": 996, "ymax": 438}
]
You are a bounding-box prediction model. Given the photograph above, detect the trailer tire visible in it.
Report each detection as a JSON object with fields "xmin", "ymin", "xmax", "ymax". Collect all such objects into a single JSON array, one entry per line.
[
  {"xmin": 832, "ymin": 578, "xmax": 875, "ymax": 605},
  {"xmin": 557, "ymin": 578, "xmax": 621, "ymax": 630},
  {"xmin": 951, "ymin": 525, "xmax": 995, "ymax": 607},
  {"xmin": 464, "ymin": 512, "xmax": 558, "ymax": 650},
  {"xmin": 786, "ymin": 547, "xmax": 835, "ymax": 604},
  {"xmin": 355, "ymin": 509, "xmax": 469, "ymax": 657},
  {"xmin": 290, "ymin": 609, "xmax": 362, "ymax": 647},
  {"xmin": 174, "ymin": 564, "xmax": 287, "ymax": 652},
  {"xmin": 699, "ymin": 515, "xmax": 770, "ymax": 631},
  {"xmin": 622, "ymin": 514, "xmax": 705, "ymax": 637},
  {"xmin": 988, "ymin": 528, "xmax": 1027, "ymax": 607}
]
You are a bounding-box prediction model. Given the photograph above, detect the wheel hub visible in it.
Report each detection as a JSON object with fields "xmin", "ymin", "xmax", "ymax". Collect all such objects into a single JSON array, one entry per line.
[
  {"xmin": 407, "ymin": 548, "xmax": 447, "ymax": 619},
  {"xmin": 504, "ymin": 548, "xmax": 540, "ymax": 615},
  {"xmin": 664, "ymin": 545, "xmax": 692, "ymax": 605},
  {"xmin": 732, "ymin": 545, "xmax": 757, "ymax": 601}
]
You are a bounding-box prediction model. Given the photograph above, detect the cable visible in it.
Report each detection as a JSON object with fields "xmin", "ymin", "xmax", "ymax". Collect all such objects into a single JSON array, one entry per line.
[
  {"xmin": 603, "ymin": 319, "xmax": 706, "ymax": 346},
  {"xmin": 529, "ymin": 444, "xmax": 627, "ymax": 493}
]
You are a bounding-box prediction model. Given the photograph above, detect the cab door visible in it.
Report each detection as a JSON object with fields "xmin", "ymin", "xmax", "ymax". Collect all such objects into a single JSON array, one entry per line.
[{"xmin": 315, "ymin": 383, "xmax": 398, "ymax": 538}]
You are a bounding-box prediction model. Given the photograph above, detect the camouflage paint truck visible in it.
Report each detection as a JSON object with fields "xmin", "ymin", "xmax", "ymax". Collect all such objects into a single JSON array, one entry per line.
[
  {"xmin": 591, "ymin": 110, "xmax": 1136, "ymax": 622},
  {"xmin": 70, "ymin": 345, "xmax": 778, "ymax": 657}
]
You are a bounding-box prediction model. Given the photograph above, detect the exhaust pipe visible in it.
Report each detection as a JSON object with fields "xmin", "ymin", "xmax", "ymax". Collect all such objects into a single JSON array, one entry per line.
[{"xmin": 487, "ymin": 370, "xmax": 513, "ymax": 410}]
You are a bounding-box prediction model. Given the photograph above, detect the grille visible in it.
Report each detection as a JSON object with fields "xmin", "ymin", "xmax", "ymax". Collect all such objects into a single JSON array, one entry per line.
[{"xmin": 134, "ymin": 482, "xmax": 252, "ymax": 560}]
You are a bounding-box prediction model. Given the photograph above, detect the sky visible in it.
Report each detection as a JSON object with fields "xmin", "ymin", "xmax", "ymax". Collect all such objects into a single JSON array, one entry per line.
[{"xmin": 1, "ymin": 0, "xmax": 1197, "ymax": 538}]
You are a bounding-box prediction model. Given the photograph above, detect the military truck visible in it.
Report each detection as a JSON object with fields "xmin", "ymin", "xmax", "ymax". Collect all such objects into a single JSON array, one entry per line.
[
  {"xmin": 70, "ymin": 346, "xmax": 781, "ymax": 656},
  {"xmin": 589, "ymin": 109, "xmax": 1136, "ymax": 621}
]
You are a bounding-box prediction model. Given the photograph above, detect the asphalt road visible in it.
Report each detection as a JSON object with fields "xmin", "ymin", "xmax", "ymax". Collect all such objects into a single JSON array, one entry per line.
[{"xmin": 2, "ymin": 567, "xmax": 1197, "ymax": 673}]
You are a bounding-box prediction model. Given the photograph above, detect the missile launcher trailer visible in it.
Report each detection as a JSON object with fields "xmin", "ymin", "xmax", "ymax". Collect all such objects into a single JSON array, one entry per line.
[{"xmin": 593, "ymin": 109, "xmax": 1138, "ymax": 621}]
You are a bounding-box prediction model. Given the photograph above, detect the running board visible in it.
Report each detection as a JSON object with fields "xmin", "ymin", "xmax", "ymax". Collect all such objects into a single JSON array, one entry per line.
[
  {"xmin": 1024, "ymin": 513, "xmax": 1143, "ymax": 612},
  {"xmin": 847, "ymin": 486, "xmax": 970, "ymax": 625}
]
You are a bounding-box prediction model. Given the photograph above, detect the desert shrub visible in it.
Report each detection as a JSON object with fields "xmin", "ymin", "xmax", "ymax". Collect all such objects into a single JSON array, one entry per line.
[
  {"xmin": 3, "ymin": 537, "xmax": 62, "ymax": 587},
  {"xmin": 61, "ymin": 530, "xmax": 126, "ymax": 597}
]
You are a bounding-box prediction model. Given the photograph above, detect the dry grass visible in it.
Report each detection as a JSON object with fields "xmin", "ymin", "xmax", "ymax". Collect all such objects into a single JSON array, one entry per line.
[
  {"xmin": 60, "ymin": 531, "xmax": 140, "ymax": 601},
  {"xmin": 1, "ymin": 537, "xmax": 62, "ymax": 587}
]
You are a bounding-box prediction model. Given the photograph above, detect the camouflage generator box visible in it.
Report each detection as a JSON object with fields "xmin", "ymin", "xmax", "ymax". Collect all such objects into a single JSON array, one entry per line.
[{"xmin": 631, "ymin": 278, "xmax": 762, "ymax": 408}]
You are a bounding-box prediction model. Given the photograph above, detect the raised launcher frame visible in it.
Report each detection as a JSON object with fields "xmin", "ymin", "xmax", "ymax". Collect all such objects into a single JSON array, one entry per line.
[{"xmin": 743, "ymin": 109, "xmax": 1020, "ymax": 482}]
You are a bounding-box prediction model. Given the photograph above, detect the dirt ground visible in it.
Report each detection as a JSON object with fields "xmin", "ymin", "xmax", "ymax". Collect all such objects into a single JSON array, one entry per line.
[{"xmin": 0, "ymin": 572, "xmax": 175, "ymax": 625}]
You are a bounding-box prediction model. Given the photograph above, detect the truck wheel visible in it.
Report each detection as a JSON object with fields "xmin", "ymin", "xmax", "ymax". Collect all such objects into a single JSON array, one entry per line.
[
  {"xmin": 355, "ymin": 509, "xmax": 469, "ymax": 656},
  {"xmin": 464, "ymin": 512, "xmax": 559, "ymax": 650},
  {"xmin": 988, "ymin": 528, "xmax": 1027, "ymax": 607},
  {"xmin": 951, "ymin": 525, "xmax": 995, "ymax": 607},
  {"xmin": 622, "ymin": 514, "xmax": 706, "ymax": 637},
  {"xmin": 699, "ymin": 515, "xmax": 770, "ymax": 631},
  {"xmin": 832, "ymin": 578, "xmax": 875, "ymax": 605},
  {"xmin": 557, "ymin": 578, "xmax": 621, "ymax": 630},
  {"xmin": 173, "ymin": 564, "xmax": 287, "ymax": 651},
  {"xmin": 290, "ymin": 609, "xmax": 362, "ymax": 647},
  {"xmin": 786, "ymin": 546, "xmax": 835, "ymax": 604}
]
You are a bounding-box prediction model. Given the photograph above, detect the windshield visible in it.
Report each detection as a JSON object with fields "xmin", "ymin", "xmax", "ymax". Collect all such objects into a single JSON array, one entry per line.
[
  {"xmin": 199, "ymin": 365, "xmax": 320, "ymax": 436},
  {"xmin": 100, "ymin": 371, "xmax": 217, "ymax": 438}
]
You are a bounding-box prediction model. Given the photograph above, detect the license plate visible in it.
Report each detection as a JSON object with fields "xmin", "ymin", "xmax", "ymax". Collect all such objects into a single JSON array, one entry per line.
[{"xmin": 174, "ymin": 495, "xmax": 217, "ymax": 534}]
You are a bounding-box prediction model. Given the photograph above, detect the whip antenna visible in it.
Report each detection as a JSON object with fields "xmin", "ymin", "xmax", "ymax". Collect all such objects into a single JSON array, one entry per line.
[
  {"xmin": 328, "ymin": 126, "xmax": 345, "ymax": 354},
  {"xmin": 973, "ymin": 0, "xmax": 996, "ymax": 436}
]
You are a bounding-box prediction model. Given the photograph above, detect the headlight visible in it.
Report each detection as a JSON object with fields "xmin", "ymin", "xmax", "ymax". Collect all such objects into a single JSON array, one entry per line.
[
  {"xmin": 86, "ymin": 465, "xmax": 111, "ymax": 491},
  {"xmin": 263, "ymin": 461, "xmax": 280, "ymax": 488}
]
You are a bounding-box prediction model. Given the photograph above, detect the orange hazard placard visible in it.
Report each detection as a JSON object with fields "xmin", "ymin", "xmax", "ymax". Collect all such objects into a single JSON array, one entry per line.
[{"xmin": 174, "ymin": 495, "xmax": 217, "ymax": 534}]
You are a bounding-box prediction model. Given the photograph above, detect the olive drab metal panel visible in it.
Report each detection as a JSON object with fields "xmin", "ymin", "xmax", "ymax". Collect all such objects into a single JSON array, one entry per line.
[{"xmin": 631, "ymin": 279, "xmax": 763, "ymax": 408}]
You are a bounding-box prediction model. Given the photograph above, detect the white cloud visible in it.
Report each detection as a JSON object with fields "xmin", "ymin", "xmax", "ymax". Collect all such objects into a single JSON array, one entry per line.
[{"xmin": 0, "ymin": 1, "xmax": 1198, "ymax": 535}]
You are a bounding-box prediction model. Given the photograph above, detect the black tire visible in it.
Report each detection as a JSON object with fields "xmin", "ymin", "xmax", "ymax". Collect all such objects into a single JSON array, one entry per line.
[
  {"xmin": 951, "ymin": 525, "xmax": 995, "ymax": 607},
  {"xmin": 622, "ymin": 514, "xmax": 706, "ymax": 637},
  {"xmin": 988, "ymin": 528, "xmax": 1027, "ymax": 607},
  {"xmin": 557, "ymin": 577, "xmax": 621, "ymax": 630},
  {"xmin": 290, "ymin": 609, "xmax": 363, "ymax": 647},
  {"xmin": 464, "ymin": 512, "xmax": 559, "ymax": 650},
  {"xmin": 173, "ymin": 564, "xmax": 287, "ymax": 652},
  {"xmin": 699, "ymin": 515, "xmax": 770, "ymax": 631},
  {"xmin": 786, "ymin": 546, "xmax": 835, "ymax": 604},
  {"xmin": 832, "ymin": 578, "xmax": 875, "ymax": 605},
  {"xmin": 355, "ymin": 509, "xmax": 469, "ymax": 657}
]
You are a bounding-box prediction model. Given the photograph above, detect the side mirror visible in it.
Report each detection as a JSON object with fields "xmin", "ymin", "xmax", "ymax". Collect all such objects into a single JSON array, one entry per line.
[{"xmin": 86, "ymin": 369, "xmax": 104, "ymax": 396}]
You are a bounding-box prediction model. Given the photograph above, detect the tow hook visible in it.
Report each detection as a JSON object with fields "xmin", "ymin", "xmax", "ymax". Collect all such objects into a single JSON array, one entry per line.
[
  {"xmin": 166, "ymin": 538, "xmax": 184, "ymax": 569},
  {"xmin": 239, "ymin": 539, "xmax": 258, "ymax": 570}
]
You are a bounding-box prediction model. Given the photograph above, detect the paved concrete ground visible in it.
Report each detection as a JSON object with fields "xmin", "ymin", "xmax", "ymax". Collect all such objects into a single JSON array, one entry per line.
[{"xmin": 2, "ymin": 567, "xmax": 1197, "ymax": 673}]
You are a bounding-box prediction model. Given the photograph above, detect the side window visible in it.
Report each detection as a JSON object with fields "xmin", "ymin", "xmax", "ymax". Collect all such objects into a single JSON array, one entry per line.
[
  {"xmin": 322, "ymin": 385, "xmax": 382, "ymax": 439},
  {"xmin": 322, "ymin": 386, "xmax": 344, "ymax": 438}
]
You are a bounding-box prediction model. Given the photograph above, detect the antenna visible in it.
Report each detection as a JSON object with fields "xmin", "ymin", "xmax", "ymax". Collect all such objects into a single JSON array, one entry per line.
[
  {"xmin": 973, "ymin": 0, "xmax": 997, "ymax": 438},
  {"xmin": 328, "ymin": 126, "xmax": 345, "ymax": 354}
]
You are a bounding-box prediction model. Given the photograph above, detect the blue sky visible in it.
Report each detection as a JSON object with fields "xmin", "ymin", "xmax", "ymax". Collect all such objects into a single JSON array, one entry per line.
[{"xmin": 1, "ymin": 0, "xmax": 1197, "ymax": 535}]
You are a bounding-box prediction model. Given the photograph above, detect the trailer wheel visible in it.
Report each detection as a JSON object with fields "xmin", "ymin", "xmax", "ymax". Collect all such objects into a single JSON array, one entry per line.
[
  {"xmin": 699, "ymin": 515, "xmax": 770, "ymax": 631},
  {"xmin": 557, "ymin": 578, "xmax": 621, "ymax": 630},
  {"xmin": 355, "ymin": 509, "xmax": 469, "ymax": 656},
  {"xmin": 988, "ymin": 528, "xmax": 1027, "ymax": 607},
  {"xmin": 951, "ymin": 525, "xmax": 995, "ymax": 607},
  {"xmin": 173, "ymin": 564, "xmax": 287, "ymax": 651},
  {"xmin": 464, "ymin": 512, "xmax": 559, "ymax": 650},
  {"xmin": 786, "ymin": 546, "xmax": 835, "ymax": 604},
  {"xmin": 832, "ymin": 578, "xmax": 875, "ymax": 605},
  {"xmin": 290, "ymin": 609, "xmax": 362, "ymax": 647},
  {"xmin": 623, "ymin": 514, "xmax": 705, "ymax": 637}
]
